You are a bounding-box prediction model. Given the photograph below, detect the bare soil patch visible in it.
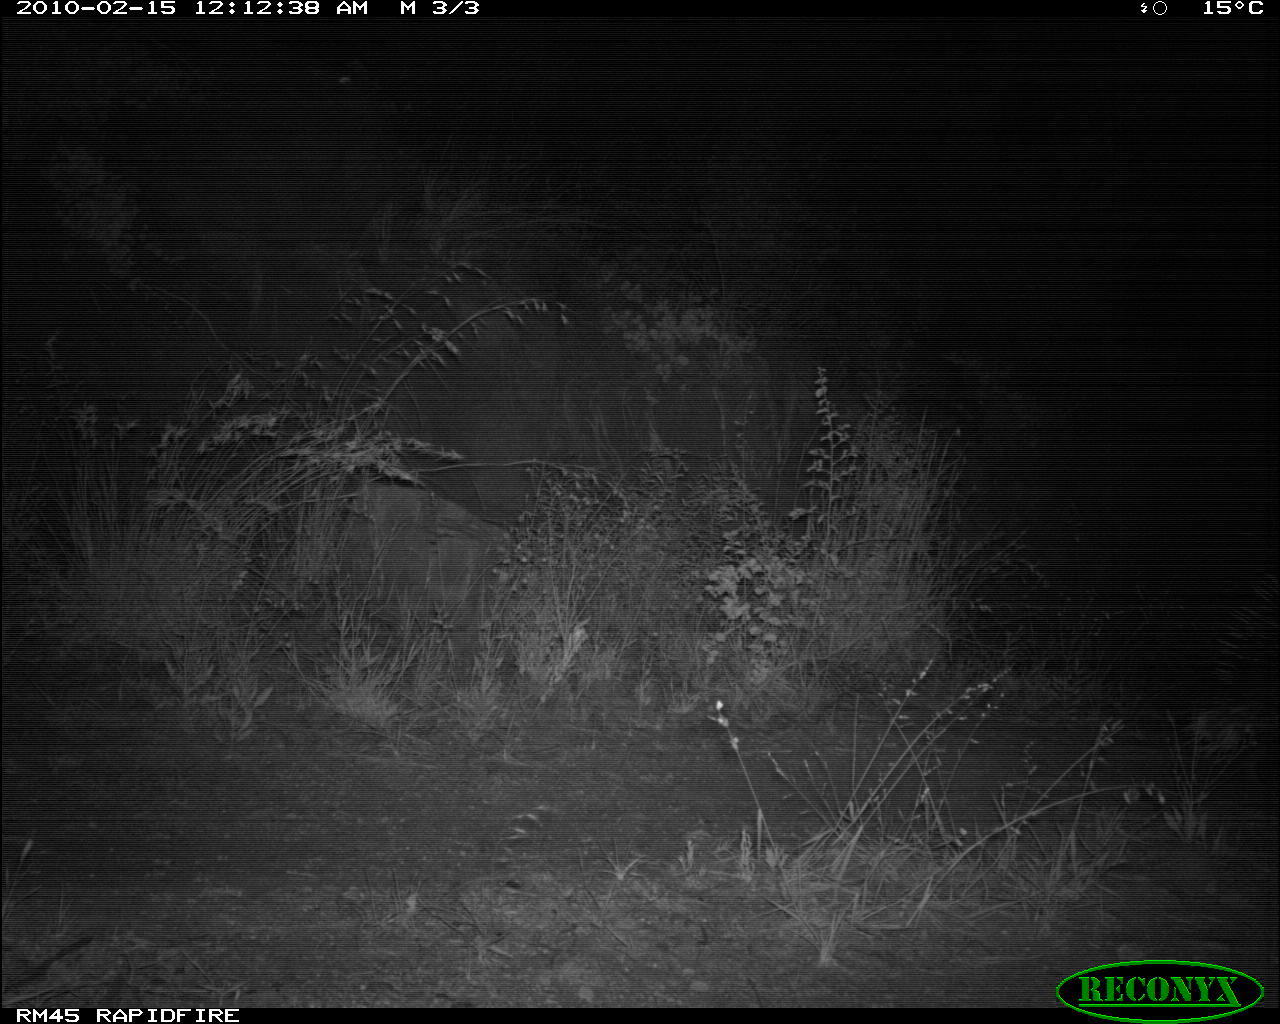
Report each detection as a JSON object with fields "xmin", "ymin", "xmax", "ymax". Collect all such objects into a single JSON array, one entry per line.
[{"xmin": 4, "ymin": 666, "xmax": 1275, "ymax": 1008}]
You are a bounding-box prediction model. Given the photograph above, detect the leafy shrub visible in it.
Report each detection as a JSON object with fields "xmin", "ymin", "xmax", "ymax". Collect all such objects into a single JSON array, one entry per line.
[
  {"xmin": 697, "ymin": 369, "xmax": 964, "ymax": 718},
  {"xmin": 503, "ymin": 459, "xmax": 711, "ymax": 716},
  {"xmin": 603, "ymin": 278, "xmax": 756, "ymax": 381}
]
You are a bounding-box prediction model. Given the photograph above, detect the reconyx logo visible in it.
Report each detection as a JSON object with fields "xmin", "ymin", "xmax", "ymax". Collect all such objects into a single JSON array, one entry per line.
[{"xmin": 1057, "ymin": 960, "xmax": 1264, "ymax": 1023}]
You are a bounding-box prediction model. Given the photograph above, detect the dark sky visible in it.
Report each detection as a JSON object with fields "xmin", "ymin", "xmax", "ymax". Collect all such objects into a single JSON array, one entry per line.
[
  {"xmin": 4, "ymin": 17, "xmax": 1277, "ymax": 370},
  {"xmin": 3, "ymin": 16, "xmax": 1275, "ymax": 600}
]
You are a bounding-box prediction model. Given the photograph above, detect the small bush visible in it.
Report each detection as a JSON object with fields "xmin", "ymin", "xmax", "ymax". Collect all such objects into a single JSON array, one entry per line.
[{"xmin": 697, "ymin": 369, "xmax": 965, "ymax": 718}]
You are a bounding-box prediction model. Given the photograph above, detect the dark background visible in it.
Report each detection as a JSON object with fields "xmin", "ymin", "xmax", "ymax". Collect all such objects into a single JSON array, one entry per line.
[{"xmin": 3, "ymin": 15, "xmax": 1276, "ymax": 667}]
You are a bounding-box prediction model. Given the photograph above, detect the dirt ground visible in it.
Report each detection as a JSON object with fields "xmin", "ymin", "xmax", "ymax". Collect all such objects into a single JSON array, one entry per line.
[{"xmin": 3, "ymin": 664, "xmax": 1276, "ymax": 1009}]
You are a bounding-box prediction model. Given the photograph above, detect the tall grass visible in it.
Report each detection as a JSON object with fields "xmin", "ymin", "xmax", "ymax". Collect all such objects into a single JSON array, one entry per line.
[
  {"xmin": 693, "ymin": 369, "xmax": 971, "ymax": 718},
  {"xmin": 9, "ymin": 352, "xmax": 1022, "ymax": 735}
]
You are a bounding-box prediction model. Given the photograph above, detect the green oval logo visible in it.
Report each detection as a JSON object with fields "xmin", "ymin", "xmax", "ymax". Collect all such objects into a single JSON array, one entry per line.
[{"xmin": 1057, "ymin": 961, "xmax": 1264, "ymax": 1023}]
